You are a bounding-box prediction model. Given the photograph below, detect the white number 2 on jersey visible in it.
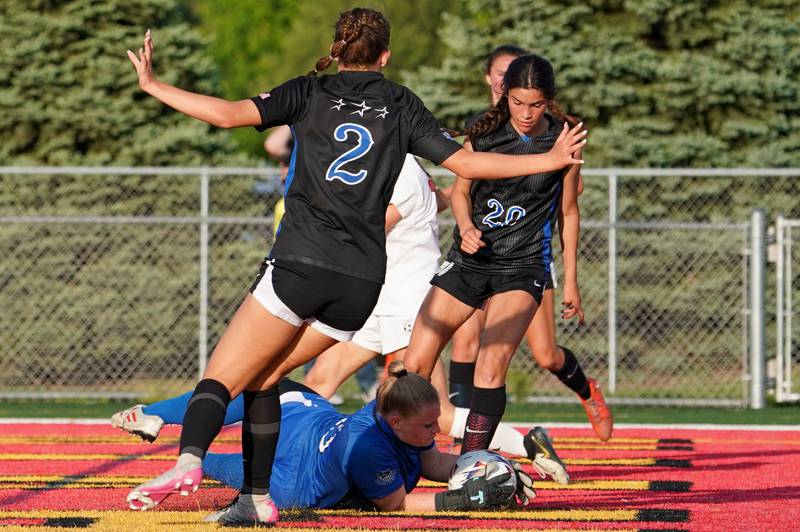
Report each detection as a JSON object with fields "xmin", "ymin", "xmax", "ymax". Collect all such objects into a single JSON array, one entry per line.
[{"xmin": 325, "ymin": 123, "xmax": 374, "ymax": 185}]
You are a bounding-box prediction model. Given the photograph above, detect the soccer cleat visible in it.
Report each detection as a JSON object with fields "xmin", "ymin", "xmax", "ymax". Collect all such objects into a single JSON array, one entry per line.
[
  {"xmin": 204, "ymin": 492, "xmax": 279, "ymax": 526},
  {"xmin": 523, "ymin": 426, "xmax": 570, "ymax": 485},
  {"xmin": 581, "ymin": 378, "xmax": 613, "ymax": 441},
  {"xmin": 111, "ymin": 404, "xmax": 164, "ymax": 443},
  {"xmin": 127, "ymin": 462, "xmax": 203, "ymax": 510}
]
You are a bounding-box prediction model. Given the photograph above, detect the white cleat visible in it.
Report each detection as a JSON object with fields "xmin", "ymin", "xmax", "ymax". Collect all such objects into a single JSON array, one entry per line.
[
  {"xmin": 127, "ymin": 462, "xmax": 203, "ymax": 510},
  {"xmin": 111, "ymin": 404, "xmax": 164, "ymax": 443}
]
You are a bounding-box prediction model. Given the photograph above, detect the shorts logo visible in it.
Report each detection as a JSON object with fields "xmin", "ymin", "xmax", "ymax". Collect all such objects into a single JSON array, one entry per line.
[
  {"xmin": 318, "ymin": 418, "xmax": 348, "ymax": 453},
  {"xmin": 402, "ymin": 317, "xmax": 414, "ymax": 334},
  {"xmin": 437, "ymin": 260, "xmax": 454, "ymax": 277},
  {"xmin": 375, "ymin": 468, "xmax": 397, "ymax": 486}
]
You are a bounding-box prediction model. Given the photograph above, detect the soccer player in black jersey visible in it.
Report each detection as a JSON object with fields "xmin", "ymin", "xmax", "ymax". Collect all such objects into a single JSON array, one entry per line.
[
  {"xmin": 404, "ymin": 53, "xmax": 598, "ymax": 453},
  {"xmin": 124, "ymin": 8, "xmax": 586, "ymax": 526},
  {"xmin": 447, "ymin": 46, "xmax": 613, "ymax": 444}
]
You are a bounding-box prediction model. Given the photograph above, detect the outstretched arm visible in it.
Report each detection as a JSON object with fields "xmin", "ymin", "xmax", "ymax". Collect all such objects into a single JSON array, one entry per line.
[
  {"xmin": 127, "ymin": 30, "xmax": 261, "ymax": 128},
  {"xmin": 440, "ymin": 122, "xmax": 586, "ymax": 180}
]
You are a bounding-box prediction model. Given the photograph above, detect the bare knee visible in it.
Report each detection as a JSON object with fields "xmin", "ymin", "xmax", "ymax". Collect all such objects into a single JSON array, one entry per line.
[
  {"xmin": 474, "ymin": 347, "xmax": 513, "ymax": 388},
  {"xmin": 533, "ymin": 344, "xmax": 562, "ymax": 371}
]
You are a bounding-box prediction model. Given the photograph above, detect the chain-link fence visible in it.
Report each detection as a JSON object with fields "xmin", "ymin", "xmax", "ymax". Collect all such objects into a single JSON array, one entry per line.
[
  {"xmin": 776, "ymin": 216, "xmax": 800, "ymax": 402},
  {"xmin": 1, "ymin": 167, "xmax": 798, "ymax": 405}
]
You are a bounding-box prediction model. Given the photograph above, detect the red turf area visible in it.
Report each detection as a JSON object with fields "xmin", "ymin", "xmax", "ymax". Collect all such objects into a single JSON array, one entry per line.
[{"xmin": 1, "ymin": 422, "xmax": 799, "ymax": 531}]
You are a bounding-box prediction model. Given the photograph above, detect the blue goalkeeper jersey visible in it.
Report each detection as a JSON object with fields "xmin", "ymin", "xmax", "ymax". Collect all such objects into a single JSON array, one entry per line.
[{"xmin": 268, "ymin": 389, "xmax": 434, "ymax": 509}]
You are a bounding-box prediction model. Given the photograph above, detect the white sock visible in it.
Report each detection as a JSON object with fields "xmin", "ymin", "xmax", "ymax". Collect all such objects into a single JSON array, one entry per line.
[
  {"xmin": 449, "ymin": 407, "xmax": 469, "ymax": 438},
  {"xmin": 177, "ymin": 452, "xmax": 202, "ymax": 469},
  {"xmin": 488, "ymin": 423, "xmax": 526, "ymax": 457}
]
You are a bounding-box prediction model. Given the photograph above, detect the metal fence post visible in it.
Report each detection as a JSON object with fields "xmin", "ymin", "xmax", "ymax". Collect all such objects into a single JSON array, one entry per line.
[
  {"xmin": 608, "ymin": 173, "xmax": 617, "ymax": 393},
  {"xmin": 749, "ymin": 209, "xmax": 766, "ymax": 409},
  {"xmin": 199, "ymin": 168, "xmax": 210, "ymax": 379}
]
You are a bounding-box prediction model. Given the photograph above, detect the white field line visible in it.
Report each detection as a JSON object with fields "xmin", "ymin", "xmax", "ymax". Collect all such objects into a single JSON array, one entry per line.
[{"xmin": 0, "ymin": 418, "xmax": 798, "ymax": 431}]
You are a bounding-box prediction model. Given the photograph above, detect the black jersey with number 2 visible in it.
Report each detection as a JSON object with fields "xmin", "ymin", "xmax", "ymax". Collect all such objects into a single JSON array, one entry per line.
[
  {"xmin": 250, "ymin": 72, "xmax": 460, "ymax": 283},
  {"xmin": 449, "ymin": 115, "xmax": 565, "ymax": 275}
]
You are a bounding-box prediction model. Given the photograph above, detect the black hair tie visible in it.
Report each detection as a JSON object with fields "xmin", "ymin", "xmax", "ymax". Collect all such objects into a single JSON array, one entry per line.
[{"xmin": 395, "ymin": 369, "xmax": 408, "ymax": 378}]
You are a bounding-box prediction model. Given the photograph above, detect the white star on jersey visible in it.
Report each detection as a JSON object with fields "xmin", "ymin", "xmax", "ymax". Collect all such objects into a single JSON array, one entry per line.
[
  {"xmin": 350, "ymin": 100, "xmax": 371, "ymax": 117},
  {"xmin": 375, "ymin": 106, "xmax": 389, "ymax": 119},
  {"xmin": 330, "ymin": 98, "xmax": 347, "ymax": 111}
]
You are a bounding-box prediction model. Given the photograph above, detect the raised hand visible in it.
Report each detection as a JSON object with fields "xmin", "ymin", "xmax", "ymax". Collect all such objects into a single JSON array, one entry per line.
[
  {"xmin": 127, "ymin": 29, "xmax": 155, "ymax": 90},
  {"xmin": 550, "ymin": 122, "xmax": 587, "ymax": 167}
]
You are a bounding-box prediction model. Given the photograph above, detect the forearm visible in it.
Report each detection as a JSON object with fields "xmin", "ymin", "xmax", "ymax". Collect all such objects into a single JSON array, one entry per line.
[
  {"xmin": 141, "ymin": 79, "xmax": 259, "ymax": 128},
  {"xmin": 560, "ymin": 209, "xmax": 580, "ymax": 285},
  {"xmin": 403, "ymin": 492, "xmax": 437, "ymax": 511},
  {"xmin": 442, "ymin": 150, "xmax": 563, "ymax": 180},
  {"xmin": 450, "ymin": 185, "xmax": 475, "ymax": 233}
]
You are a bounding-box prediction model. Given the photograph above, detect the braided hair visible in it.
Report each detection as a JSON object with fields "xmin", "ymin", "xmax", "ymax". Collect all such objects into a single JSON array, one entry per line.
[
  {"xmin": 463, "ymin": 54, "xmax": 579, "ymax": 140},
  {"xmin": 311, "ymin": 8, "xmax": 391, "ymax": 75},
  {"xmin": 376, "ymin": 360, "xmax": 438, "ymax": 418}
]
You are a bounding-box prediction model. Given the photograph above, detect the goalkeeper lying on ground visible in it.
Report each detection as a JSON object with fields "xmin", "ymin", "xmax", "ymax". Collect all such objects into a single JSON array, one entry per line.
[{"xmin": 123, "ymin": 362, "xmax": 538, "ymax": 514}]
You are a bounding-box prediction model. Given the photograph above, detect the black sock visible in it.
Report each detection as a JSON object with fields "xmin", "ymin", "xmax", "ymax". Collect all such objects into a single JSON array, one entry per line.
[
  {"xmin": 461, "ymin": 385, "xmax": 506, "ymax": 454},
  {"xmin": 241, "ymin": 386, "xmax": 281, "ymax": 495},
  {"xmin": 449, "ymin": 361, "xmax": 476, "ymax": 408},
  {"xmin": 552, "ymin": 346, "xmax": 590, "ymax": 400},
  {"xmin": 179, "ymin": 379, "xmax": 231, "ymax": 459}
]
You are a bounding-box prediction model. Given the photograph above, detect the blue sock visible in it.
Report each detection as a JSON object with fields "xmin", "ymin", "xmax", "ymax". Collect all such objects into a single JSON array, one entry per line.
[
  {"xmin": 203, "ymin": 452, "xmax": 244, "ymax": 490},
  {"xmin": 143, "ymin": 391, "xmax": 245, "ymax": 425}
]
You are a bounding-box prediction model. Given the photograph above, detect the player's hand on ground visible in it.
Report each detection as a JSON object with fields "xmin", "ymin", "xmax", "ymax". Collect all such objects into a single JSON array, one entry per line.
[
  {"xmin": 462, "ymin": 464, "xmax": 516, "ymax": 509},
  {"xmin": 510, "ymin": 461, "xmax": 536, "ymax": 506},
  {"xmin": 550, "ymin": 122, "xmax": 587, "ymax": 167},
  {"xmin": 127, "ymin": 29, "xmax": 155, "ymax": 90},
  {"xmin": 460, "ymin": 226, "xmax": 486, "ymax": 254},
  {"xmin": 561, "ymin": 282, "xmax": 584, "ymax": 325}
]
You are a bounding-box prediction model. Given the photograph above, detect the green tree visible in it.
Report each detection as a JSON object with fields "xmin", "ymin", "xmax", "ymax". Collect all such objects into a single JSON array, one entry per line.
[
  {"xmin": 187, "ymin": 0, "xmax": 455, "ymax": 158},
  {"xmin": 405, "ymin": 0, "xmax": 800, "ymax": 167},
  {"xmin": 0, "ymin": 0, "xmax": 242, "ymax": 165}
]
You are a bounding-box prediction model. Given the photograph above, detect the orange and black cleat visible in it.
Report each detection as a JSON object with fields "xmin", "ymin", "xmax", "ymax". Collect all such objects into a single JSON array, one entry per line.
[{"xmin": 580, "ymin": 378, "xmax": 613, "ymax": 441}]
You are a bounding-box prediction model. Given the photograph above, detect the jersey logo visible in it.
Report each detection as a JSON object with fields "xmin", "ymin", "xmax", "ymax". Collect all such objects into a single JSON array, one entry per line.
[
  {"xmin": 318, "ymin": 417, "xmax": 348, "ymax": 453},
  {"xmin": 375, "ymin": 468, "xmax": 397, "ymax": 486},
  {"xmin": 325, "ymin": 123, "xmax": 374, "ymax": 185},
  {"xmin": 437, "ymin": 260, "xmax": 454, "ymax": 277},
  {"xmin": 482, "ymin": 199, "xmax": 527, "ymax": 228},
  {"xmin": 258, "ymin": 92, "xmax": 270, "ymax": 99}
]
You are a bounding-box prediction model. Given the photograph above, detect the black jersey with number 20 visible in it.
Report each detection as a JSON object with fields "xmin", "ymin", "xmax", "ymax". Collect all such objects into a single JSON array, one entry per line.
[
  {"xmin": 250, "ymin": 72, "xmax": 460, "ymax": 283},
  {"xmin": 449, "ymin": 115, "xmax": 565, "ymax": 275}
]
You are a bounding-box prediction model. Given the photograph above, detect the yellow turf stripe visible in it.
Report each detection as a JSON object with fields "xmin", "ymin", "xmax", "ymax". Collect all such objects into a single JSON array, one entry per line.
[
  {"xmin": 0, "ymin": 475, "xmax": 223, "ymax": 488},
  {"xmin": 0, "ymin": 475, "xmax": 653, "ymax": 492},
  {"xmin": 0, "ymin": 453, "xmax": 174, "ymax": 461},
  {"xmin": 565, "ymin": 457, "xmax": 661, "ymax": 466},
  {"xmin": 316, "ymin": 508, "xmax": 643, "ymax": 521},
  {"xmin": 416, "ymin": 479, "xmax": 651, "ymax": 490},
  {"xmin": 0, "ymin": 436, "xmax": 237, "ymax": 444},
  {"xmin": 0, "ymin": 509, "xmax": 642, "ymax": 532},
  {"xmin": 0, "ymin": 454, "xmax": 670, "ymax": 466}
]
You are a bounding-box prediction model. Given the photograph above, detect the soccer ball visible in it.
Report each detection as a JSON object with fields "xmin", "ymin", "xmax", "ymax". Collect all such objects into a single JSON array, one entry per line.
[{"xmin": 448, "ymin": 450, "xmax": 517, "ymax": 492}]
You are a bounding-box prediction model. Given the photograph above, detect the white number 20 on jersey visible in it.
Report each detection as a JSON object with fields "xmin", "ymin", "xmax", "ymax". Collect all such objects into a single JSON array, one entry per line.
[{"xmin": 482, "ymin": 198, "xmax": 527, "ymax": 227}]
